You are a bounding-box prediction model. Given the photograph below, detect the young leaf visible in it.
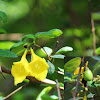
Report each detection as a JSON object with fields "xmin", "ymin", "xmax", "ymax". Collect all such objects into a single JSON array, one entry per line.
[
  {"xmin": 56, "ymin": 46, "xmax": 73, "ymax": 54},
  {"xmin": 47, "ymin": 60, "xmax": 55, "ymax": 74},
  {"xmin": 10, "ymin": 42, "xmax": 26, "ymax": 56},
  {"xmin": 36, "ymin": 86, "xmax": 52, "ymax": 100},
  {"xmin": 50, "ymin": 54, "xmax": 65, "ymax": 59},
  {"xmin": 87, "ymin": 93, "xmax": 95, "ymax": 98},
  {"xmin": 64, "ymin": 57, "xmax": 81, "ymax": 73},
  {"xmin": 0, "ymin": 27, "xmax": 6, "ymax": 34},
  {"xmin": 35, "ymin": 29, "xmax": 63, "ymax": 39},
  {"xmin": 41, "ymin": 47, "xmax": 53, "ymax": 56},
  {"xmin": 22, "ymin": 34, "xmax": 37, "ymax": 43},
  {"xmin": 0, "ymin": 11, "xmax": 7, "ymax": 23}
]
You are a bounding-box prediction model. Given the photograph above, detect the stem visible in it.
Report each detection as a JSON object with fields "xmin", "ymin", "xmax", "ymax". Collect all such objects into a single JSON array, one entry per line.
[
  {"xmin": 56, "ymin": 79, "xmax": 62, "ymax": 100},
  {"xmin": 73, "ymin": 57, "xmax": 84, "ymax": 100},
  {"xmin": 88, "ymin": 0, "xmax": 96, "ymax": 56},
  {"xmin": 3, "ymin": 82, "xmax": 30, "ymax": 100}
]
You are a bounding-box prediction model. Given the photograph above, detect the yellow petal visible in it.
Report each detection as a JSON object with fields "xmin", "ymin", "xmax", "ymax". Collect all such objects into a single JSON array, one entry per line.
[
  {"xmin": 74, "ymin": 67, "xmax": 84, "ymax": 75},
  {"xmin": 35, "ymin": 70, "xmax": 48, "ymax": 81},
  {"xmin": 14, "ymin": 76, "xmax": 26, "ymax": 86}
]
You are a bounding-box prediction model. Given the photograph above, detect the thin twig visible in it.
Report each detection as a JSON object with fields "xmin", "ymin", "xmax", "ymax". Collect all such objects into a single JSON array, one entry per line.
[
  {"xmin": 88, "ymin": 0, "xmax": 96, "ymax": 56},
  {"xmin": 73, "ymin": 57, "xmax": 84, "ymax": 100},
  {"xmin": 0, "ymin": 66, "xmax": 6, "ymax": 79},
  {"xmin": 55, "ymin": 71, "xmax": 64, "ymax": 75},
  {"xmin": 1, "ymin": 66, "xmax": 64, "ymax": 91},
  {"xmin": 3, "ymin": 82, "xmax": 30, "ymax": 100},
  {"xmin": 56, "ymin": 79, "xmax": 62, "ymax": 100}
]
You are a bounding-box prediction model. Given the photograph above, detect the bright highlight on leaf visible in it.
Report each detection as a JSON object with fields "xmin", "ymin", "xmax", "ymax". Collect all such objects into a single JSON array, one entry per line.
[{"xmin": 11, "ymin": 49, "xmax": 49, "ymax": 85}]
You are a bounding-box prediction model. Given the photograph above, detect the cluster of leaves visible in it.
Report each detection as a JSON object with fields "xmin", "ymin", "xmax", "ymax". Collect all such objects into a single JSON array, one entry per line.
[
  {"xmin": 0, "ymin": 28, "xmax": 73, "ymax": 99},
  {"xmin": 64, "ymin": 57, "xmax": 100, "ymax": 99}
]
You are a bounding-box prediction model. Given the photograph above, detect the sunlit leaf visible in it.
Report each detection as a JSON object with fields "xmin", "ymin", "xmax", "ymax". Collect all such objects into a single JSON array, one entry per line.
[
  {"xmin": 0, "ymin": 27, "xmax": 6, "ymax": 34},
  {"xmin": 10, "ymin": 42, "xmax": 26, "ymax": 56},
  {"xmin": 36, "ymin": 86, "xmax": 52, "ymax": 100},
  {"xmin": 0, "ymin": 41, "xmax": 15, "ymax": 50},
  {"xmin": 95, "ymin": 47, "xmax": 100, "ymax": 55},
  {"xmin": 22, "ymin": 34, "xmax": 37, "ymax": 43},
  {"xmin": 35, "ymin": 29, "xmax": 63, "ymax": 39},
  {"xmin": 56, "ymin": 46, "xmax": 73, "ymax": 54},
  {"xmin": 41, "ymin": 47, "xmax": 53, "ymax": 56},
  {"xmin": 0, "ymin": 11, "xmax": 7, "ymax": 23},
  {"xmin": 65, "ymin": 86, "xmax": 76, "ymax": 91},
  {"xmin": 0, "ymin": 97, "xmax": 5, "ymax": 100},
  {"xmin": 47, "ymin": 60, "xmax": 55, "ymax": 74},
  {"xmin": 64, "ymin": 57, "xmax": 81, "ymax": 73},
  {"xmin": 50, "ymin": 54, "xmax": 65, "ymax": 59},
  {"xmin": 58, "ymin": 67, "xmax": 64, "ymax": 73}
]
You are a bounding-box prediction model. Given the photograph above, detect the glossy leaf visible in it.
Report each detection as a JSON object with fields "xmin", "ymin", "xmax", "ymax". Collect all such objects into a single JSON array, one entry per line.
[
  {"xmin": 0, "ymin": 27, "xmax": 6, "ymax": 34},
  {"xmin": 64, "ymin": 57, "xmax": 81, "ymax": 73},
  {"xmin": 22, "ymin": 34, "xmax": 37, "ymax": 43},
  {"xmin": 35, "ymin": 29, "xmax": 63, "ymax": 39},
  {"xmin": 47, "ymin": 60, "xmax": 55, "ymax": 74},
  {"xmin": 58, "ymin": 67, "xmax": 64, "ymax": 73},
  {"xmin": 41, "ymin": 47, "xmax": 53, "ymax": 56},
  {"xmin": 36, "ymin": 86, "xmax": 52, "ymax": 100},
  {"xmin": 0, "ymin": 11, "xmax": 7, "ymax": 23},
  {"xmin": 50, "ymin": 54, "xmax": 65, "ymax": 59},
  {"xmin": 56, "ymin": 46, "xmax": 73, "ymax": 54},
  {"xmin": 10, "ymin": 42, "xmax": 26, "ymax": 56},
  {"xmin": 0, "ymin": 49, "xmax": 18, "ymax": 57}
]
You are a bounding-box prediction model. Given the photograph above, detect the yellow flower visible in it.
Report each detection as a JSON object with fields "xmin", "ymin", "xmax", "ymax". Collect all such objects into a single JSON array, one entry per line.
[
  {"xmin": 11, "ymin": 50, "xmax": 29, "ymax": 86},
  {"xmin": 11, "ymin": 48, "xmax": 49, "ymax": 86},
  {"xmin": 74, "ymin": 67, "xmax": 85, "ymax": 77},
  {"xmin": 28, "ymin": 49, "xmax": 49, "ymax": 81}
]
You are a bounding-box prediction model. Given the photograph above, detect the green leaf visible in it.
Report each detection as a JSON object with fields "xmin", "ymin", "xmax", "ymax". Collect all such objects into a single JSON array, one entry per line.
[
  {"xmin": 50, "ymin": 54, "xmax": 65, "ymax": 59},
  {"xmin": 64, "ymin": 76, "xmax": 73, "ymax": 82},
  {"xmin": 0, "ymin": 97, "xmax": 5, "ymax": 100},
  {"xmin": 0, "ymin": 41, "xmax": 15, "ymax": 50},
  {"xmin": 58, "ymin": 67, "xmax": 64, "ymax": 73},
  {"xmin": 65, "ymin": 86, "xmax": 76, "ymax": 91},
  {"xmin": 92, "ymin": 62, "xmax": 100, "ymax": 75},
  {"xmin": 0, "ymin": 27, "xmax": 6, "ymax": 34},
  {"xmin": 64, "ymin": 57, "xmax": 81, "ymax": 73},
  {"xmin": 48, "ymin": 29, "xmax": 63, "ymax": 37},
  {"xmin": 0, "ymin": 49, "xmax": 19, "ymax": 68},
  {"xmin": 0, "ymin": 11, "xmax": 7, "ymax": 23},
  {"xmin": 0, "ymin": 49, "xmax": 18, "ymax": 57},
  {"xmin": 41, "ymin": 47, "xmax": 53, "ymax": 56},
  {"xmin": 10, "ymin": 42, "xmax": 26, "ymax": 56},
  {"xmin": 59, "ymin": 83, "xmax": 64, "ymax": 88},
  {"xmin": 92, "ymin": 56, "xmax": 100, "ymax": 60},
  {"xmin": 69, "ymin": 97, "xmax": 84, "ymax": 100},
  {"xmin": 47, "ymin": 60, "xmax": 55, "ymax": 74},
  {"xmin": 36, "ymin": 86, "xmax": 52, "ymax": 100},
  {"xmin": 95, "ymin": 47, "xmax": 100, "ymax": 55},
  {"xmin": 22, "ymin": 34, "xmax": 37, "ymax": 43},
  {"xmin": 87, "ymin": 93, "xmax": 95, "ymax": 98},
  {"xmin": 56, "ymin": 46, "xmax": 73, "ymax": 54},
  {"xmin": 35, "ymin": 29, "xmax": 63, "ymax": 39},
  {"xmin": 41, "ymin": 94, "xmax": 58, "ymax": 100}
]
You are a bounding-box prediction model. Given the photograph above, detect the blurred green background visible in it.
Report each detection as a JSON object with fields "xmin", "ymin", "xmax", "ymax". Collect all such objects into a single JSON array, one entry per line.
[{"xmin": 0, "ymin": 0, "xmax": 100, "ymax": 99}]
